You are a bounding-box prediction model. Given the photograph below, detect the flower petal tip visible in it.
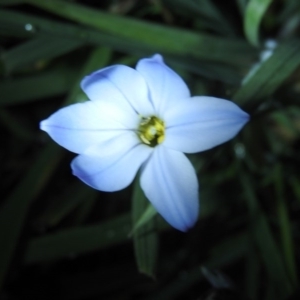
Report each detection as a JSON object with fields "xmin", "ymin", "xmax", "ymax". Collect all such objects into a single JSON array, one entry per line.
[
  {"xmin": 175, "ymin": 219, "xmax": 197, "ymax": 232},
  {"xmin": 151, "ymin": 54, "xmax": 164, "ymax": 63},
  {"xmin": 39, "ymin": 119, "xmax": 47, "ymax": 131}
]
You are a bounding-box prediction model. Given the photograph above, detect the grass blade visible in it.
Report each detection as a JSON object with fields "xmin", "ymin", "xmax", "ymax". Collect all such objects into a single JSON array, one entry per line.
[
  {"xmin": 0, "ymin": 47, "xmax": 111, "ymax": 290},
  {"xmin": 233, "ymin": 40, "xmax": 300, "ymax": 107},
  {"xmin": 244, "ymin": 0, "xmax": 273, "ymax": 46},
  {"xmin": 23, "ymin": 0, "xmax": 255, "ymax": 66},
  {"xmin": 240, "ymin": 171, "xmax": 292, "ymax": 299},
  {"xmin": 2, "ymin": 35, "xmax": 84, "ymax": 73},
  {"xmin": 25, "ymin": 214, "xmax": 131, "ymax": 264},
  {"xmin": 0, "ymin": 143, "xmax": 63, "ymax": 290},
  {"xmin": 0, "ymin": 67, "xmax": 77, "ymax": 106},
  {"xmin": 273, "ymin": 164, "xmax": 298, "ymax": 287},
  {"xmin": 132, "ymin": 179, "xmax": 158, "ymax": 277}
]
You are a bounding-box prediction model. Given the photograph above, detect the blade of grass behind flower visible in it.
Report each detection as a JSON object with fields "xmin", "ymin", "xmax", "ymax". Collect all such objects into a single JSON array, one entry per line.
[
  {"xmin": 26, "ymin": 185, "xmax": 165, "ymax": 265},
  {"xmin": 132, "ymin": 178, "xmax": 158, "ymax": 277},
  {"xmin": 25, "ymin": 213, "xmax": 131, "ymax": 264},
  {"xmin": 240, "ymin": 171, "xmax": 292, "ymax": 298},
  {"xmin": 0, "ymin": 8, "xmax": 254, "ymax": 81},
  {"xmin": 233, "ymin": 40, "xmax": 300, "ymax": 108},
  {"xmin": 163, "ymin": 0, "xmax": 235, "ymax": 36},
  {"xmin": 2, "ymin": 35, "xmax": 84, "ymax": 73},
  {"xmin": 36, "ymin": 183, "xmax": 98, "ymax": 228},
  {"xmin": 24, "ymin": 0, "xmax": 255, "ymax": 66},
  {"xmin": 0, "ymin": 47, "xmax": 111, "ymax": 290},
  {"xmin": 273, "ymin": 164, "xmax": 298, "ymax": 287},
  {"xmin": 0, "ymin": 143, "xmax": 63, "ymax": 290},
  {"xmin": 0, "ymin": 67, "xmax": 77, "ymax": 106},
  {"xmin": 144, "ymin": 232, "xmax": 248, "ymax": 300},
  {"xmin": 236, "ymin": 0, "xmax": 248, "ymax": 15},
  {"xmin": 245, "ymin": 240, "xmax": 260, "ymax": 300},
  {"xmin": 25, "ymin": 212, "xmax": 168, "ymax": 264},
  {"xmin": 0, "ymin": 10, "xmax": 148, "ymax": 58},
  {"xmin": 244, "ymin": 0, "xmax": 274, "ymax": 46},
  {"xmin": 129, "ymin": 204, "xmax": 157, "ymax": 236}
]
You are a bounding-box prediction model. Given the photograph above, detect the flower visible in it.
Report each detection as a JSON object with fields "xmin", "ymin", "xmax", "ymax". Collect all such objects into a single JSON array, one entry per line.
[{"xmin": 40, "ymin": 54, "xmax": 249, "ymax": 232}]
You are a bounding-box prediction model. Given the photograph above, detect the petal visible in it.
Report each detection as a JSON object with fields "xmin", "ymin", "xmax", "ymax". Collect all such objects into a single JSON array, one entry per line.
[
  {"xmin": 136, "ymin": 54, "xmax": 190, "ymax": 116},
  {"xmin": 81, "ymin": 65, "xmax": 154, "ymax": 116},
  {"xmin": 140, "ymin": 146, "xmax": 199, "ymax": 231},
  {"xmin": 164, "ymin": 96, "xmax": 250, "ymax": 153},
  {"xmin": 40, "ymin": 100, "xmax": 139, "ymax": 154},
  {"xmin": 72, "ymin": 143, "xmax": 153, "ymax": 192}
]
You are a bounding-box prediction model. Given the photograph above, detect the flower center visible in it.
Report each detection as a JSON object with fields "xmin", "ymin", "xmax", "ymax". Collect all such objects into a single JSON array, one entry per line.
[{"xmin": 138, "ymin": 116, "xmax": 165, "ymax": 147}]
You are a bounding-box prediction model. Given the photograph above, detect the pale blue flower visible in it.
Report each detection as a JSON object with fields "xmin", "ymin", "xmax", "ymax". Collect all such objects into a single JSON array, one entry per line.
[{"xmin": 40, "ymin": 54, "xmax": 249, "ymax": 232}]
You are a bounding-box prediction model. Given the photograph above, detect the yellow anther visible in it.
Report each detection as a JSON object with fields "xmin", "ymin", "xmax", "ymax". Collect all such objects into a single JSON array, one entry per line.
[{"xmin": 138, "ymin": 116, "xmax": 165, "ymax": 147}]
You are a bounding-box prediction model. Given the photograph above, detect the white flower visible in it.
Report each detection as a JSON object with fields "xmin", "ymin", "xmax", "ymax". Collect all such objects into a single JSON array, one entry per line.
[{"xmin": 40, "ymin": 54, "xmax": 249, "ymax": 231}]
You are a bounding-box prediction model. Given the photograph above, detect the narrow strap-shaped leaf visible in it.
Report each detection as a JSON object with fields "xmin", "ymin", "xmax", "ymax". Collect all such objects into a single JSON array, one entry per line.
[
  {"xmin": 22, "ymin": 0, "xmax": 255, "ymax": 66},
  {"xmin": 130, "ymin": 203, "xmax": 157, "ymax": 236},
  {"xmin": 25, "ymin": 213, "xmax": 168, "ymax": 264},
  {"xmin": 36, "ymin": 183, "xmax": 98, "ymax": 228},
  {"xmin": 236, "ymin": 0, "xmax": 248, "ymax": 15},
  {"xmin": 0, "ymin": 47, "xmax": 111, "ymax": 290},
  {"xmin": 273, "ymin": 164, "xmax": 298, "ymax": 287},
  {"xmin": 2, "ymin": 35, "xmax": 84, "ymax": 73},
  {"xmin": 164, "ymin": 0, "xmax": 235, "ymax": 36},
  {"xmin": 0, "ymin": 143, "xmax": 63, "ymax": 290},
  {"xmin": 240, "ymin": 171, "xmax": 292, "ymax": 298},
  {"xmin": 245, "ymin": 239, "xmax": 260, "ymax": 300},
  {"xmin": 144, "ymin": 233, "xmax": 248, "ymax": 300},
  {"xmin": 233, "ymin": 40, "xmax": 300, "ymax": 107},
  {"xmin": 25, "ymin": 213, "xmax": 131, "ymax": 264},
  {"xmin": 244, "ymin": 0, "xmax": 273, "ymax": 46},
  {"xmin": 0, "ymin": 67, "xmax": 77, "ymax": 106},
  {"xmin": 132, "ymin": 178, "xmax": 158, "ymax": 277}
]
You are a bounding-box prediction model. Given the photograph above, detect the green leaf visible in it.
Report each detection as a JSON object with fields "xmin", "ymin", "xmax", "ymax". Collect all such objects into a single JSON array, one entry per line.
[
  {"xmin": 0, "ymin": 47, "xmax": 111, "ymax": 290},
  {"xmin": 0, "ymin": 143, "xmax": 63, "ymax": 290},
  {"xmin": 233, "ymin": 40, "xmax": 300, "ymax": 107},
  {"xmin": 273, "ymin": 164, "xmax": 298, "ymax": 287},
  {"xmin": 2, "ymin": 35, "xmax": 84, "ymax": 73},
  {"xmin": 25, "ymin": 213, "xmax": 132, "ymax": 264},
  {"xmin": 245, "ymin": 240, "xmax": 260, "ymax": 300},
  {"xmin": 0, "ymin": 67, "xmax": 77, "ymax": 106},
  {"xmin": 36, "ymin": 183, "xmax": 98, "ymax": 228},
  {"xmin": 236, "ymin": 0, "xmax": 248, "ymax": 15},
  {"xmin": 129, "ymin": 203, "xmax": 157, "ymax": 236},
  {"xmin": 22, "ymin": 0, "xmax": 255, "ymax": 66},
  {"xmin": 145, "ymin": 232, "xmax": 248, "ymax": 300},
  {"xmin": 169, "ymin": 57, "xmax": 242, "ymax": 84},
  {"xmin": 244, "ymin": 0, "xmax": 273, "ymax": 46},
  {"xmin": 240, "ymin": 171, "xmax": 292, "ymax": 299},
  {"xmin": 163, "ymin": 0, "xmax": 235, "ymax": 36},
  {"xmin": 132, "ymin": 178, "xmax": 158, "ymax": 277},
  {"xmin": 25, "ymin": 211, "xmax": 168, "ymax": 264}
]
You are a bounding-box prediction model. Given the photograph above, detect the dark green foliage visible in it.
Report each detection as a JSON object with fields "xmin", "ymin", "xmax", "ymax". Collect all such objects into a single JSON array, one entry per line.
[{"xmin": 0, "ymin": 0, "xmax": 300, "ymax": 299}]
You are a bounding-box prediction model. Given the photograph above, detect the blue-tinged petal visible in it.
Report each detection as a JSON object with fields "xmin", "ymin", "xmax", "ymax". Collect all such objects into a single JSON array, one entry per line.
[
  {"xmin": 140, "ymin": 146, "xmax": 199, "ymax": 231},
  {"xmin": 83, "ymin": 130, "xmax": 140, "ymax": 157},
  {"xmin": 81, "ymin": 65, "xmax": 154, "ymax": 116},
  {"xmin": 72, "ymin": 144, "xmax": 153, "ymax": 192},
  {"xmin": 40, "ymin": 100, "xmax": 139, "ymax": 154},
  {"xmin": 136, "ymin": 54, "xmax": 190, "ymax": 116},
  {"xmin": 163, "ymin": 96, "xmax": 249, "ymax": 153}
]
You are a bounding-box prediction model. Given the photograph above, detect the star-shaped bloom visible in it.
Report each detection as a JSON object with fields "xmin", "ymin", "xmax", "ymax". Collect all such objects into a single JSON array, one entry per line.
[{"xmin": 40, "ymin": 54, "xmax": 249, "ymax": 232}]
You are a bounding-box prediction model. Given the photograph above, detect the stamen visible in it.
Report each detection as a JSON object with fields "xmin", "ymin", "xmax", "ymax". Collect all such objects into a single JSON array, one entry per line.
[{"xmin": 138, "ymin": 116, "xmax": 165, "ymax": 147}]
